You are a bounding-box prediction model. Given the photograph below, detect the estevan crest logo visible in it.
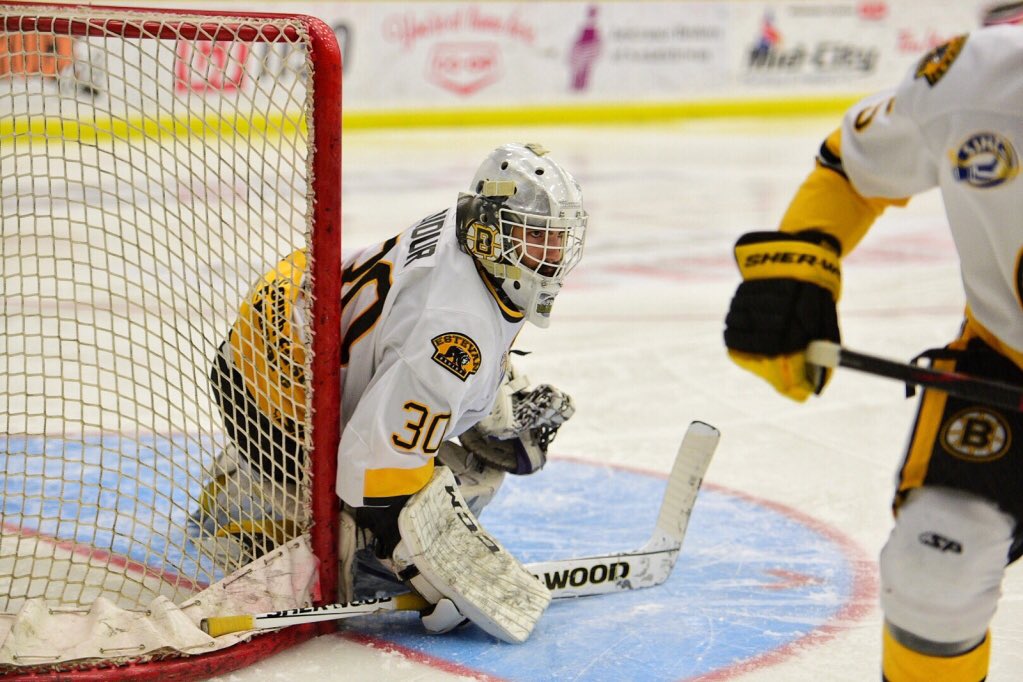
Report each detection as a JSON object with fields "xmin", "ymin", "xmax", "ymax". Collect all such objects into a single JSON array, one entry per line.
[
  {"xmin": 951, "ymin": 132, "xmax": 1019, "ymax": 188},
  {"xmin": 431, "ymin": 332, "xmax": 482, "ymax": 381}
]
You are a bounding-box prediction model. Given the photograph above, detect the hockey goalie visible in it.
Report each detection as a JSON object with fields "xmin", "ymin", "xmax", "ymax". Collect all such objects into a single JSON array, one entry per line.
[{"xmin": 189, "ymin": 143, "xmax": 586, "ymax": 642}]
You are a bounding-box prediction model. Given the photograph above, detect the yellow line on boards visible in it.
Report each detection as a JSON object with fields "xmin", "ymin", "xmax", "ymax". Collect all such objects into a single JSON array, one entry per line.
[
  {"xmin": 1, "ymin": 95, "xmax": 862, "ymax": 143},
  {"xmin": 342, "ymin": 96, "xmax": 862, "ymax": 129}
]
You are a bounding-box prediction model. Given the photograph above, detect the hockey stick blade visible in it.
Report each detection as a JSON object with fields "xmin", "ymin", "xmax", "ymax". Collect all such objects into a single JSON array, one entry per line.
[
  {"xmin": 807, "ymin": 340, "xmax": 1023, "ymax": 412},
  {"xmin": 527, "ymin": 420, "xmax": 720, "ymax": 598},
  {"xmin": 200, "ymin": 592, "xmax": 430, "ymax": 637}
]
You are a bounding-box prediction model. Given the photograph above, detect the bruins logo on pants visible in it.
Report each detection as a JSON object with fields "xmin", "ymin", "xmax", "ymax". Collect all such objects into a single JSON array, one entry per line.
[
  {"xmin": 941, "ymin": 408, "xmax": 1011, "ymax": 462},
  {"xmin": 431, "ymin": 332, "xmax": 482, "ymax": 381},
  {"xmin": 896, "ymin": 332, "xmax": 1023, "ymax": 535}
]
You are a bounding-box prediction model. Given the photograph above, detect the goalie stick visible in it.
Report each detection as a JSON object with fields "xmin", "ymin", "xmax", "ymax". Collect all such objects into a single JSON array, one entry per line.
[
  {"xmin": 201, "ymin": 420, "xmax": 719, "ymax": 637},
  {"xmin": 807, "ymin": 340, "xmax": 1023, "ymax": 412}
]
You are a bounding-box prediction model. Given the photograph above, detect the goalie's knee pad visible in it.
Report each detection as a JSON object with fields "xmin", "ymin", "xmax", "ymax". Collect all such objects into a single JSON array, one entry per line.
[
  {"xmin": 436, "ymin": 441, "xmax": 505, "ymax": 516},
  {"xmin": 880, "ymin": 486, "xmax": 1014, "ymax": 646}
]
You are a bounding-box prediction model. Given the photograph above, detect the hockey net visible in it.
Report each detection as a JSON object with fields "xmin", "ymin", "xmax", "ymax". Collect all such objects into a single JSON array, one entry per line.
[{"xmin": 0, "ymin": 3, "xmax": 342, "ymax": 678}]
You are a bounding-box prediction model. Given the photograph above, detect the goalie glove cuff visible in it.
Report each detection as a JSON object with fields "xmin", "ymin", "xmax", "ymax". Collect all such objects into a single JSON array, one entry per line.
[
  {"xmin": 473, "ymin": 363, "xmax": 532, "ymax": 439},
  {"xmin": 459, "ymin": 425, "xmax": 547, "ymax": 475},
  {"xmin": 516, "ymin": 430, "xmax": 548, "ymax": 474}
]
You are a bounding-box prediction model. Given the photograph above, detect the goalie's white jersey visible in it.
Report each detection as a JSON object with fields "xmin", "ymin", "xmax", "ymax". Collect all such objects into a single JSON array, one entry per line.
[
  {"xmin": 335, "ymin": 207, "xmax": 524, "ymax": 508},
  {"xmin": 230, "ymin": 206, "xmax": 524, "ymax": 510},
  {"xmin": 838, "ymin": 25, "xmax": 1023, "ymax": 357}
]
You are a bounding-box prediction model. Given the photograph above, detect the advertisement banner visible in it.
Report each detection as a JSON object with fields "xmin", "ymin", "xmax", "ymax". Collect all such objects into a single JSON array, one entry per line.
[{"xmin": 0, "ymin": 1, "xmax": 1002, "ymax": 125}]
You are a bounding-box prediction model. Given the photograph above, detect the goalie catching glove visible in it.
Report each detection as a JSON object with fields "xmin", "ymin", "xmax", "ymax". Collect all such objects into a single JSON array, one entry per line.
[
  {"xmin": 461, "ymin": 363, "xmax": 574, "ymax": 475},
  {"xmin": 724, "ymin": 230, "xmax": 842, "ymax": 401},
  {"xmin": 390, "ymin": 466, "xmax": 551, "ymax": 643}
]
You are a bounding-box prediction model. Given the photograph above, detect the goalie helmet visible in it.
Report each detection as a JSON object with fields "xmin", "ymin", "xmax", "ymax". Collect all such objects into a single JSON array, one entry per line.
[{"xmin": 458, "ymin": 143, "xmax": 587, "ymax": 327}]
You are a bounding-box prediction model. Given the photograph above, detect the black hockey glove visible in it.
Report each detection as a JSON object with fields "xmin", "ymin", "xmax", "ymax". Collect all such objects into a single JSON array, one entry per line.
[{"xmin": 724, "ymin": 230, "xmax": 842, "ymax": 401}]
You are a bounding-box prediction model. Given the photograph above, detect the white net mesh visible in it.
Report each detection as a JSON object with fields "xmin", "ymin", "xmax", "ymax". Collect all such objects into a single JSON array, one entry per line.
[{"xmin": 0, "ymin": 5, "xmax": 338, "ymax": 673}]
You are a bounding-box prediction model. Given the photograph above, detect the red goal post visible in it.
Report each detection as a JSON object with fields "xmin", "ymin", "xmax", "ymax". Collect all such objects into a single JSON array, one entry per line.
[{"xmin": 1, "ymin": 3, "xmax": 341, "ymax": 678}]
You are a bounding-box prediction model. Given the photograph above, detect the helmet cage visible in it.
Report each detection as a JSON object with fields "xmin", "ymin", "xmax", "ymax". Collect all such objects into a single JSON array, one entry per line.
[{"xmin": 496, "ymin": 206, "xmax": 586, "ymax": 284}]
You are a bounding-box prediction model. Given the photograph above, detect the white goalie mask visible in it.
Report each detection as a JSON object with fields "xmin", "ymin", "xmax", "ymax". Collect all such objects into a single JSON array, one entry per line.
[{"xmin": 461, "ymin": 143, "xmax": 587, "ymax": 327}]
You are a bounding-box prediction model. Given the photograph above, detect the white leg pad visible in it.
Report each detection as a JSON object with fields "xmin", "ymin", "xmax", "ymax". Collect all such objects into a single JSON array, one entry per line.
[
  {"xmin": 880, "ymin": 486, "xmax": 1014, "ymax": 644},
  {"xmin": 395, "ymin": 466, "xmax": 550, "ymax": 643},
  {"xmin": 338, "ymin": 508, "xmax": 358, "ymax": 603},
  {"xmin": 436, "ymin": 441, "xmax": 506, "ymax": 516}
]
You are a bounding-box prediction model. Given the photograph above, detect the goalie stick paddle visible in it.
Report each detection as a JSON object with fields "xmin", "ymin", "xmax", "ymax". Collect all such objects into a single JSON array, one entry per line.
[
  {"xmin": 200, "ymin": 420, "xmax": 720, "ymax": 636},
  {"xmin": 807, "ymin": 340, "xmax": 1023, "ymax": 412},
  {"xmin": 527, "ymin": 419, "xmax": 719, "ymax": 597}
]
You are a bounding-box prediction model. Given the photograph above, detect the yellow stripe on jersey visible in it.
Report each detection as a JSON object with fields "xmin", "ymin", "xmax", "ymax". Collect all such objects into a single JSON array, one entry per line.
[
  {"xmin": 364, "ymin": 461, "xmax": 435, "ymax": 500},
  {"xmin": 780, "ymin": 128, "xmax": 908, "ymax": 255},
  {"xmin": 230, "ymin": 249, "xmax": 309, "ymax": 432}
]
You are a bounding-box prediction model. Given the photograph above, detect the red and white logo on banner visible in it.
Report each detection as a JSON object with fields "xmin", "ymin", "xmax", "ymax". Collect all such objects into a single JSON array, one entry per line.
[
  {"xmin": 427, "ymin": 42, "xmax": 501, "ymax": 96},
  {"xmin": 857, "ymin": 2, "xmax": 888, "ymax": 21}
]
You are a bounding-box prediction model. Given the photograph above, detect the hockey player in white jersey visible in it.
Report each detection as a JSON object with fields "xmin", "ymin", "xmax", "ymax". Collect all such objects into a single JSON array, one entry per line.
[
  {"xmin": 725, "ymin": 25, "xmax": 1023, "ymax": 682},
  {"xmin": 192, "ymin": 143, "xmax": 586, "ymax": 643}
]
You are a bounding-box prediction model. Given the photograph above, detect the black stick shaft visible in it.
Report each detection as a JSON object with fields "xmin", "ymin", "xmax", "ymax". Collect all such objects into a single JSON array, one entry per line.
[{"xmin": 836, "ymin": 347, "xmax": 1023, "ymax": 412}]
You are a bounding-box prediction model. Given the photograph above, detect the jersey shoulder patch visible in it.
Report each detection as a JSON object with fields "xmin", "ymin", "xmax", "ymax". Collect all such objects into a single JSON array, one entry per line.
[
  {"xmin": 431, "ymin": 332, "xmax": 482, "ymax": 381},
  {"xmin": 951, "ymin": 131, "xmax": 1019, "ymax": 188},
  {"xmin": 914, "ymin": 34, "xmax": 967, "ymax": 87}
]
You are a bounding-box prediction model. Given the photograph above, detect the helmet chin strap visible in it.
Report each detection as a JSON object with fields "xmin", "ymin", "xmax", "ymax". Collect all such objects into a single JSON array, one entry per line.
[{"xmin": 478, "ymin": 259, "xmax": 523, "ymax": 281}]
